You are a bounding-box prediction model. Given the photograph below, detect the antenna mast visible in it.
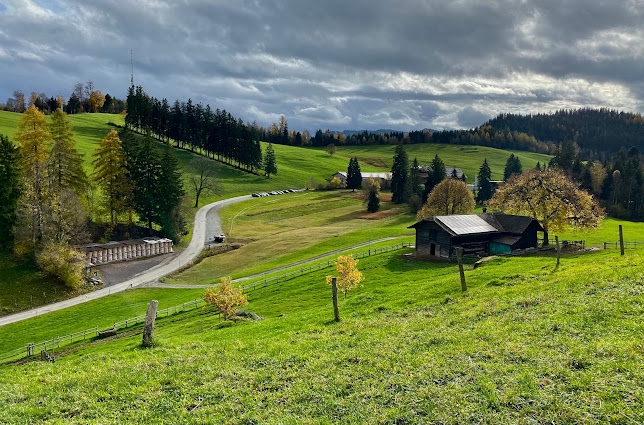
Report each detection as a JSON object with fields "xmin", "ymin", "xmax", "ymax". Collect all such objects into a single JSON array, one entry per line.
[{"xmin": 130, "ymin": 49, "xmax": 134, "ymax": 86}]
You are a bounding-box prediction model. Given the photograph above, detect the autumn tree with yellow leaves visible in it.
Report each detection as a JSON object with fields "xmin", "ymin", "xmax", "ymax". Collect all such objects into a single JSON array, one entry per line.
[
  {"xmin": 487, "ymin": 168, "xmax": 604, "ymax": 245},
  {"xmin": 326, "ymin": 255, "xmax": 364, "ymax": 300},
  {"xmin": 204, "ymin": 277, "xmax": 248, "ymax": 320}
]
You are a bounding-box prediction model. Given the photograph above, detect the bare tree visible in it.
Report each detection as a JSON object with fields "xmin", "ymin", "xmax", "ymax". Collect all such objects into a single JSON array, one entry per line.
[
  {"xmin": 84, "ymin": 80, "xmax": 95, "ymax": 101},
  {"xmin": 12, "ymin": 90, "xmax": 25, "ymax": 112},
  {"xmin": 190, "ymin": 157, "xmax": 221, "ymax": 208},
  {"xmin": 73, "ymin": 82, "xmax": 85, "ymax": 102}
]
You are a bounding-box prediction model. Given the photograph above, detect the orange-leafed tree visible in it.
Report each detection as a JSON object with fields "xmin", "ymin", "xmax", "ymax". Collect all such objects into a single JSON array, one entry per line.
[
  {"xmin": 204, "ymin": 276, "xmax": 248, "ymax": 320},
  {"xmin": 326, "ymin": 254, "xmax": 364, "ymax": 300},
  {"xmin": 88, "ymin": 90, "xmax": 106, "ymax": 113}
]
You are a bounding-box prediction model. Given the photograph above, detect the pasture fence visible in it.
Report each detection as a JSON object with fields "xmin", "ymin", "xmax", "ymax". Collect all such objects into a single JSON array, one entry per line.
[
  {"xmin": 603, "ymin": 241, "xmax": 644, "ymax": 249},
  {"xmin": 0, "ymin": 240, "xmax": 414, "ymax": 363}
]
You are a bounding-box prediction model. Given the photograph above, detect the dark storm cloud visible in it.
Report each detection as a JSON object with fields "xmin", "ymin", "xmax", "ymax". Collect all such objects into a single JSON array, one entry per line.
[{"xmin": 0, "ymin": 0, "xmax": 642, "ymax": 131}]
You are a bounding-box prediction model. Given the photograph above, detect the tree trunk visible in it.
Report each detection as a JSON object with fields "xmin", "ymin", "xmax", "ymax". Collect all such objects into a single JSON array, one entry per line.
[
  {"xmin": 542, "ymin": 227, "xmax": 549, "ymax": 246},
  {"xmin": 194, "ymin": 191, "xmax": 201, "ymax": 208},
  {"xmin": 331, "ymin": 277, "xmax": 340, "ymax": 322}
]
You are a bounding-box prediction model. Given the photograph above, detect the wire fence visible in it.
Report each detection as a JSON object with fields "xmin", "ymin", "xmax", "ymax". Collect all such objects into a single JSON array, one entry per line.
[
  {"xmin": 603, "ymin": 241, "xmax": 644, "ymax": 249},
  {"xmin": 0, "ymin": 241, "xmax": 414, "ymax": 363},
  {"xmin": 240, "ymin": 241, "xmax": 414, "ymax": 294}
]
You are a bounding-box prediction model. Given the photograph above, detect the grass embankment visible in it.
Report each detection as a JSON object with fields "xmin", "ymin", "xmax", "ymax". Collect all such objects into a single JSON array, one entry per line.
[
  {"xmin": 168, "ymin": 190, "xmax": 416, "ymax": 284},
  {"xmin": 1, "ymin": 248, "xmax": 643, "ymax": 423}
]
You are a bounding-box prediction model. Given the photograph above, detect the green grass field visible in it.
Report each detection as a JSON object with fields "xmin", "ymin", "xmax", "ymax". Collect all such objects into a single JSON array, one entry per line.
[{"xmin": 1, "ymin": 246, "xmax": 643, "ymax": 423}]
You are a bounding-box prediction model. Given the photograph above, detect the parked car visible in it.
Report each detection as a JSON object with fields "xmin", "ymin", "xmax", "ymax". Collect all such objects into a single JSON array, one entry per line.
[{"xmin": 214, "ymin": 234, "xmax": 225, "ymax": 243}]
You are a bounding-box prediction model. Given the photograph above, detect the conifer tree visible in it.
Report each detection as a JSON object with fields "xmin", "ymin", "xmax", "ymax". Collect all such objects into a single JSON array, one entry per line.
[
  {"xmin": 410, "ymin": 157, "xmax": 421, "ymax": 196},
  {"xmin": 423, "ymin": 154, "xmax": 446, "ymax": 202},
  {"xmin": 48, "ymin": 108, "xmax": 87, "ymax": 197},
  {"xmin": 129, "ymin": 135, "xmax": 162, "ymax": 230},
  {"xmin": 158, "ymin": 144, "xmax": 185, "ymax": 240},
  {"xmin": 93, "ymin": 130, "xmax": 131, "ymax": 225},
  {"xmin": 0, "ymin": 134, "xmax": 20, "ymax": 247},
  {"xmin": 476, "ymin": 158, "xmax": 494, "ymax": 203},
  {"xmin": 391, "ymin": 145, "xmax": 409, "ymax": 204},
  {"xmin": 14, "ymin": 105, "xmax": 51, "ymax": 253},
  {"xmin": 504, "ymin": 154, "xmax": 523, "ymax": 180},
  {"xmin": 264, "ymin": 143, "xmax": 277, "ymax": 178},
  {"xmin": 346, "ymin": 157, "xmax": 362, "ymax": 192}
]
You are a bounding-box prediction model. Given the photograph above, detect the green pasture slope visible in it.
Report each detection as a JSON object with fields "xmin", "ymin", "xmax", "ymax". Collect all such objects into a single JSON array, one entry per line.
[{"xmin": 1, "ymin": 246, "xmax": 643, "ymax": 423}]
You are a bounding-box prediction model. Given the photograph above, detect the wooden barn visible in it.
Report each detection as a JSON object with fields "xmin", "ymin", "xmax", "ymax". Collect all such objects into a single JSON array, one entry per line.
[{"xmin": 409, "ymin": 213, "xmax": 543, "ymax": 258}]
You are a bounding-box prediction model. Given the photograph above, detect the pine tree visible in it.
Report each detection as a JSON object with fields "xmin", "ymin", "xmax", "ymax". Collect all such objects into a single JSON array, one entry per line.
[
  {"xmin": 93, "ymin": 130, "xmax": 131, "ymax": 225},
  {"xmin": 0, "ymin": 134, "xmax": 20, "ymax": 247},
  {"xmin": 409, "ymin": 158, "xmax": 421, "ymax": 196},
  {"xmin": 504, "ymin": 154, "xmax": 523, "ymax": 180},
  {"xmin": 264, "ymin": 143, "xmax": 277, "ymax": 178},
  {"xmin": 476, "ymin": 158, "xmax": 494, "ymax": 203},
  {"xmin": 391, "ymin": 144, "xmax": 409, "ymax": 204},
  {"xmin": 129, "ymin": 135, "xmax": 162, "ymax": 230},
  {"xmin": 423, "ymin": 154, "xmax": 446, "ymax": 202},
  {"xmin": 157, "ymin": 144, "xmax": 185, "ymax": 240},
  {"xmin": 346, "ymin": 157, "xmax": 362, "ymax": 192}
]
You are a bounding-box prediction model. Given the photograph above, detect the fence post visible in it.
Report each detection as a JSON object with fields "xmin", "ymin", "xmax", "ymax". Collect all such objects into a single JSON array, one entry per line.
[
  {"xmin": 555, "ymin": 235, "xmax": 561, "ymax": 266},
  {"xmin": 456, "ymin": 247, "xmax": 466, "ymax": 292},
  {"xmin": 331, "ymin": 277, "xmax": 340, "ymax": 322},
  {"xmin": 619, "ymin": 225, "xmax": 625, "ymax": 256}
]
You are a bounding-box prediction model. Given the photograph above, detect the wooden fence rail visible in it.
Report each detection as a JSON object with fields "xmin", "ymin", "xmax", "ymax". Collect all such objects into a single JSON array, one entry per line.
[{"xmin": 0, "ymin": 241, "xmax": 414, "ymax": 363}]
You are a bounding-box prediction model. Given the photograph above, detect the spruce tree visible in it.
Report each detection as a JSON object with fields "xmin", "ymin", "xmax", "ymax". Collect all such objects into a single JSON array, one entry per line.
[
  {"xmin": 391, "ymin": 144, "xmax": 409, "ymax": 204},
  {"xmin": 423, "ymin": 154, "xmax": 446, "ymax": 202},
  {"xmin": 0, "ymin": 134, "xmax": 20, "ymax": 247},
  {"xmin": 476, "ymin": 158, "xmax": 494, "ymax": 203},
  {"xmin": 264, "ymin": 143, "xmax": 277, "ymax": 178},
  {"xmin": 504, "ymin": 154, "xmax": 523, "ymax": 180},
  {"xmin": 367, "ymin": 188, "xmax": 380, "ymax": 213},
  {"xmin": 129, "ymin": 135, "xmax": 162, "ymax": 231},
  {"xmin": 158, "ymin": 144, "xmax": 185, "ymax": 240},
  {"xmin": 410, "ymin": 157, "xmax": 421, "ymax": 196},
  {"xmin": 346, "ymin": 157, "xmax": 362, "ymax": 192}
]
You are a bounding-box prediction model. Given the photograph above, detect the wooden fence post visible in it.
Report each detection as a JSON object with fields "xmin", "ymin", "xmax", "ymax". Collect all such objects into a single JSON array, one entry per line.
[
  {"xmin": 555, "ymin": 235, "xmax": 561, "ymax": 266},
  {"xmin": 456, "ymin": 247, "xmax": 466, "ymax": 292},
  {"xmin": 619, "ymin": 225, "xmax": 625, "ymax": 256},
  {"xmin": 331, "ymin": 277, "xmax": 340, "ymax": 322}
]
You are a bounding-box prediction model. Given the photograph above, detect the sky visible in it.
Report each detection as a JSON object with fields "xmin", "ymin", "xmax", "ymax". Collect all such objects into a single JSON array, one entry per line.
[{"xmin": 1, "ymin": 0, "xmax": 643, "ymax": 131}]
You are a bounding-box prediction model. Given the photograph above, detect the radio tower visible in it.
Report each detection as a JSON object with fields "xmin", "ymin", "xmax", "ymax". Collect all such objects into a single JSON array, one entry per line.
[{"xmin": 130, "ymin": 49, "xmax": 134, "ymax": 86}]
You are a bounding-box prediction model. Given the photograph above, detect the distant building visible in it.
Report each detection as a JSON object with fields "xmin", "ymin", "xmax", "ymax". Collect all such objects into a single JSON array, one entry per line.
[
  {"xmin": 332, "ymin": 171, "xmax": 392, "ymax": 184},
  {"xmin": 409, "ymin": 213, "xmax": 543, "ymax": 258},
  {"xmin": 418, "ymin": 166, "xmax": 465, "ymax": 180},
  {"xmin": 81, "ymin": 237, "xmax": 174, "ymax": 266}
]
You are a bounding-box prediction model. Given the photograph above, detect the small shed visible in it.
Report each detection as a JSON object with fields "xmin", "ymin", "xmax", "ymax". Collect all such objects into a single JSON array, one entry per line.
[{"xmin": 409, "ymin": 213, "xmax": 543, "ymax": 258}]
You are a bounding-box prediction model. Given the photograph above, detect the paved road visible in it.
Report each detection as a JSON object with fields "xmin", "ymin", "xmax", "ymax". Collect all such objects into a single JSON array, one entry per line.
[
  {"xmin": 0, "ymin": 195, "xmax": 252, "ymax": 328},
  {"xmin": 146, "ymin": 236, "xmax": 406, "ymax": 289}
]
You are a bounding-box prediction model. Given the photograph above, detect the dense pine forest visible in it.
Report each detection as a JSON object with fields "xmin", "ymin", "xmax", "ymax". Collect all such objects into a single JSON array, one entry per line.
[{"xmin": 486, "ymin": 108, "xmax": 644, "ymax": 159}]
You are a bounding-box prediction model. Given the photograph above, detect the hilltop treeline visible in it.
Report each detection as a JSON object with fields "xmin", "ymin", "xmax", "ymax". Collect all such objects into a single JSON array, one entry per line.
[
  {"xmin": 486, "ymin": 108, "xmax": 644, "ymax": 159},
  {"xmin": 125, "ymin": 86, "xmax": 263, "ymax": 173}
]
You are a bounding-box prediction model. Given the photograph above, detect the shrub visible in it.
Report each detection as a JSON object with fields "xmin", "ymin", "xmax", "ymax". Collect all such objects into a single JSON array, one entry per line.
[
  {"xmin": 204, "ymin": 276, "xmax": 248, "ymax": 320},
  {"xmin": 35, "ymin": 242, "xmax": 85, "ymax": 289}
]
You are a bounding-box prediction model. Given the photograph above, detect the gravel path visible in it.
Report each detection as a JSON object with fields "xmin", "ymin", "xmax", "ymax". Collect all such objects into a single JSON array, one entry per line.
[
  {"xmin": 145, "ymin": 236, "xmax": 405, "ymax": 289},
  {"xmin": 0, "ymin": 195, "xmax": 252, "ymax": 327}
]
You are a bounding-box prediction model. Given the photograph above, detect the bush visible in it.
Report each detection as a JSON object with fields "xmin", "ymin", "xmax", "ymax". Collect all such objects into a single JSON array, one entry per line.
[
  {"xmin": 408, "ymin": 194, "xmax": 422, "ymax": 213},
  {"xmin": 35, "ymin": 242, "xmax": 85, "ymax": 289},
  {"xmin": 204, "ymin": 276, "xmax": 248, "ymax": 320}
]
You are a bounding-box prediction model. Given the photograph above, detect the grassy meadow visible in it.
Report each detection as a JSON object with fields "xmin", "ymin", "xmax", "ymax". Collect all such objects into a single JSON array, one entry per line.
[{"xmin": 1, "ymin": 246, "xmax": 643, "ymax": 423}]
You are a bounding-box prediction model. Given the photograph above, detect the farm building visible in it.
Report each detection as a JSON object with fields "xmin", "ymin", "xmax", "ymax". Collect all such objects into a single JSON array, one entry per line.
[
  {"xmin": 81, "ymin": 237, "xmax": 174, "ymax": 266},
  {"xmin": 332, "ymin": 171, "xmax": 392, "ymax": 183},
  {"xmin": 409, "ymin": 213, "xmax": 543, "ymax": 258},
  {"xmin": 418, "ymin": 166, "xmax": 465, "ymax": 180}
]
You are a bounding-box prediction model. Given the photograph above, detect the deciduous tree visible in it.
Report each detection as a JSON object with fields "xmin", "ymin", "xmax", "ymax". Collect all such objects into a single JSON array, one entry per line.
[
  {"xmin": 88, "ymin": 90, "xmax": 106, "ymax": 113},
  {"xmin": 93, "ymin": 130, "xmax": 132, "ymax": 225},
  {"xmin": 204, "ymin": 276, "xmax": 248, "ymax": 320},
  {"xmin": 326, "ymin": 143, "xmax": 337, "ymax": 156},
  {"xmin": 326, "ymin": 255, "xmax": 364, "ymax": 300},
  {"xmin": 418, "ymin": 179, "xmax": 475, "ymax": 219},
  {"xmin": 190, "ymin": 157, "xmax": 221, "ymax": 208},
  {"xmin": 488, "ymin": 168, "xmax": 605, "ymax": 245},
  {"xmin": 14, "ymin": 105, "xmax": 51, "ymax": 253}
]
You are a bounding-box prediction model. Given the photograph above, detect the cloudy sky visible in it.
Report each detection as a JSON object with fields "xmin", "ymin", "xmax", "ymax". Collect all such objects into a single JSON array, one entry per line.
[{"xmin": 1, "ymin": 0, "xmax": 643, "ymax": 131}]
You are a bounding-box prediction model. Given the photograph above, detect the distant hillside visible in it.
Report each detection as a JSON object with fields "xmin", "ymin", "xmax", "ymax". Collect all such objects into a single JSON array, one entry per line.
[{"xmin": 485, "ymin": 108, "xmax": 644, "ymax": 158}]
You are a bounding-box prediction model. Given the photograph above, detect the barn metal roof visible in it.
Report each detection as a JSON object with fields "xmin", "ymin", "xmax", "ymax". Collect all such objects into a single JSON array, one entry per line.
[{"xmin": 434, "ymin": 215, "xmax": 498, "ymax": 235}]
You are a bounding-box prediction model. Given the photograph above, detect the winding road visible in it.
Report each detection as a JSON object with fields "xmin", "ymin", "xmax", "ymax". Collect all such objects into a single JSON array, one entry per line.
[{"xmin": 0, "ymin": 195, "xmax": 252, "ymax": 328}]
